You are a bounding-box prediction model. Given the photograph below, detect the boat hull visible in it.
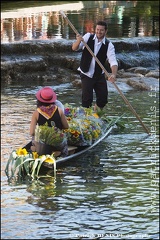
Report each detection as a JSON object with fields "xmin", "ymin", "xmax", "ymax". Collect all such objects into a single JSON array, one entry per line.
[{"xmin": 41, "ymin": 125, "xmax": 113, "ymax": 169}]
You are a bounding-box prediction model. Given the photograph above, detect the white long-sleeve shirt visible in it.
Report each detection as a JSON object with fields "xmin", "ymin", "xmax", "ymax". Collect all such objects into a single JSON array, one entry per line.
[{"xmin": 78, "ymin": 33, "xmax": 118, "ymax": 78}]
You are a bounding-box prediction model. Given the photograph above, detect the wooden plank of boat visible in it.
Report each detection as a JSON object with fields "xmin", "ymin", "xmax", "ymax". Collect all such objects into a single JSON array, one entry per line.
[{"xmin": 42, "ymin": 124, "xmax": 113, "ymax": 169}]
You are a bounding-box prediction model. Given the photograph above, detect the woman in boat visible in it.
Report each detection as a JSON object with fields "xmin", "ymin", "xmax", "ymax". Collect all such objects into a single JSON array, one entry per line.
[
  {"xmin": 30, "ymin": 86, "xmax": 68, "ymax": 135},
  {"xmin": 29, "ymin": 86, "xmax": 69, "ymax": 154}
]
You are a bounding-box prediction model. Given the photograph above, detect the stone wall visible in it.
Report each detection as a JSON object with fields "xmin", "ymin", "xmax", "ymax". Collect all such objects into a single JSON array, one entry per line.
[{"xmin": 1, "ymin": 37, "xmax": 159, "ymax": 91}]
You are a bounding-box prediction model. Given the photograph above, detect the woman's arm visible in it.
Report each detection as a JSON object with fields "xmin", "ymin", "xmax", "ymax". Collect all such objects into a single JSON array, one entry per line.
[
  {"xmin": 30, "ymin": 110, "xmax": 39, "ymax": 136},
  {"xmin": 58, "ymin": 108, "xmax": 69, "ymax": 129}
]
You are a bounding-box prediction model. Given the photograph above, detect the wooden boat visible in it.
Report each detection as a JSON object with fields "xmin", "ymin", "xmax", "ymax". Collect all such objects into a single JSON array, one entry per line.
[
  {"xmin": 5, "ymin": 107, "xmax": 124, "ymax": 180},
  {"xmin": 40, "ymin": 124, "xmax": 114, "ymax": 169},
  {"xmin": 24, "ymin": 123, "xmax": 114, "ymax": 170}
]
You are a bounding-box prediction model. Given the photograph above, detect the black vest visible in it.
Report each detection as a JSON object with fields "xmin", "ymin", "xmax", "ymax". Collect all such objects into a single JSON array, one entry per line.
[
  {"xmin": 80, "ymin": 34, "xmax": 109, "ymax": 76},
  {"xmin": 37, "ymin": 107, "xmax": 63, "ymax": 130}
]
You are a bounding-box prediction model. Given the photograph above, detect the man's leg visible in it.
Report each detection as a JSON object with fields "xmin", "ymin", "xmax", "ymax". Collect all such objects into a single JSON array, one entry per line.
[
  {"xmin": 94, "ymin": 74, "xmax": 108, "ymax": 109},
  {"xmin": 80, "ymin": 73, "xmax": 95, "ymax": 108}
]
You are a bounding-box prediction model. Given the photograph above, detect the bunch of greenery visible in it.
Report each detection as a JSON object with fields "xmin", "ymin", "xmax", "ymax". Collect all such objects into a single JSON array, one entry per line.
[
  {"xmin": 35, "ymin": 123, "xmax": 66, "ymax": 146},
  {"xmin": 5, "ymin": 148, "xmax": 56, "ymax": 181}
]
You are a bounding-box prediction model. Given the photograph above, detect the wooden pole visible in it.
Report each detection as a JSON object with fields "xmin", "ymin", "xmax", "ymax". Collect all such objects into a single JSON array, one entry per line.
[{"xmin": 60, "ymin": 10, "xmax": 150, "ymax": 135}]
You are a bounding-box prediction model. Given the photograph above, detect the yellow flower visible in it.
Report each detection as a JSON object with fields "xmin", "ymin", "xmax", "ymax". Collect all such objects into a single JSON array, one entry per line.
[
  {"xmin": 40, "ymin": 154, "xmax": 55, "ymax": 164},
  {"xmin": 92, "ymin": 113, "xmax": 99, "ymax": 118},
  {"xmin": 44, "ymin": 157, "xmax": 55, "ymax": 164},
  {"xmin": 93, "ymin": 130, "xmax": 99, "ymax": 138},
  {"xmin": 32, "ymin": 151, "xmax": 39, "ymax": 160},
  {"xmin": 16, "ymin": 148, "xmax": 28, "ymax": 156}
]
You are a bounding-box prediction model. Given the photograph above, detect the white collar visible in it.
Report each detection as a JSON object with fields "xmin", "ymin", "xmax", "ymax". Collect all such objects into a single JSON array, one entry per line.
[{"xmin": 93, "ymin": 34, "xmax": 106, "ymax": 44}]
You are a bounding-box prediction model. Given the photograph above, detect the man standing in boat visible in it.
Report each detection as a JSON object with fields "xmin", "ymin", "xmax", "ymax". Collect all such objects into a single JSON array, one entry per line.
[{"xmin": 72, "ymin": 21, "xmax": 118, "ymax": 111}]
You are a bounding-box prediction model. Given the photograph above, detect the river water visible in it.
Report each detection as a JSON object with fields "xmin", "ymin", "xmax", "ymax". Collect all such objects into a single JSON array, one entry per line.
[
  {"xmin": 1, "ymin": 83, "xmax": 159, "ymax": 239},
  {"xmin": 1, "ymin": 1, "xmax": 159, "ymax": 43}
]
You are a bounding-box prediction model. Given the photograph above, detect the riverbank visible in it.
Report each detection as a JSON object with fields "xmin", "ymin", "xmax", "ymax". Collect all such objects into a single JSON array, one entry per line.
[{"xmin": 1, "ymin": 37, "xmax": 159, "ymax": 91}]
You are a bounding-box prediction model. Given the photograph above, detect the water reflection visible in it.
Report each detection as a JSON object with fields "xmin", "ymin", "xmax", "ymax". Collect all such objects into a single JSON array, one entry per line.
[{"xmin": 1, "ymin": 1, "xmax": 159, "ymax": 43}]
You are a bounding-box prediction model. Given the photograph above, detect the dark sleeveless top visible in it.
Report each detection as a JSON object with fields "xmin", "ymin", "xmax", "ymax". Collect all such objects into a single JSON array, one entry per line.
[
  {"xmin": 37, "ymin": 106, "xmax": 63, "ymax": 130},
  {"xmin": 80, "ymin": 34, "xmax": 109, "ymax": 77}
]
